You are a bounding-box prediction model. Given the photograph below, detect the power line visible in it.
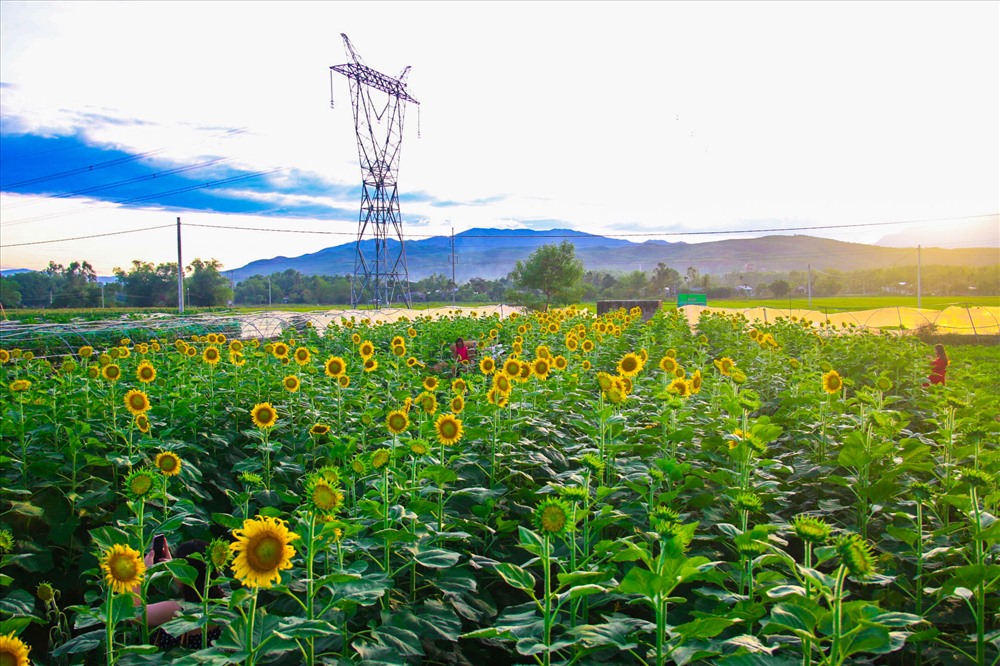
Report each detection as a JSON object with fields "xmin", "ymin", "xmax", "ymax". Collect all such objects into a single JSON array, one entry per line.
[
  {"xmin": 0, "ymin": 157, "xmax": 231, "ymax": 217},
  {"xmin": 1, "ymin": 224, "xmax": 175, "ymax": 248},
  {"xmin": 1, "ymin": 168, "xmax": 283, "ymax": 226},
  {"xmin": 0, "ymin": 148, "xmax": 168, "ymax": 189}
]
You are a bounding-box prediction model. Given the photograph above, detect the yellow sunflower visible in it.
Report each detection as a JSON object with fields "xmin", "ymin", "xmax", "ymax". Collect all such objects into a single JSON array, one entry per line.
[
  {"xmin": 487, "ymin": 388, "xmax": 508, "ymax": 408},
  {"xmin": 479, "ymin": 357, "xmax": 496, "ymax": 375},
  {"xmin": 203, "ymin": 346, "xmax": 221, "ymax": 365},
  {"xmin": 518, "ymin": 362, "xmax": 532, "ymax": 381},
  {"xmin": 309, "ymin": 423, "xmax": 331, "ymax": 436},
  {"xmin": 581, "ymin": 359, "xmax": 592, "ymax": 371},
  {"xmin": 690, "ymin": 369, "xmax": 703, "ymax": 393},
  {"xmin": 283, "ymin": 375, "xmax": 300, "ymax": 393},
  {"xmin": 124, "ymin": 389, "xmax": 151, "ymax": 416},
  {"xmin": 185, "ymin": 346, "xmax": 197, "ymax": 358},
  {"xmin": 338, "ymin": 375, "xmax": 351, "ymax": 388},
  {"xmin": 493, "ymin": 372, "xmax": 512, "ymax": 394},
  {"xmin": 553, "ymin": 355, "xmax": 568, "ymax": 371},
  {"xmin": 135, "ymin": 413, "xmax": 151, "ymax": 434},
  {"xmin": 324, "ymin": 356, "xmax": 346, "ymax": 377},
  {"xmin": 435, "ymin": 413, "xmax": 464, "ymax": 445},
  {"xmin": 407, "ymin": 327, "xmax": 417, "ymax": 338},
  {"xmin": 386, "ymin": 409, "xmax": 409, "ymax": 435},
  {"xmin": 251, "ymin": 402, "xmax": 278, "ymax": 429},
  {"xmin": 423, "ymin": 376, "xmax": 439, "ymax": 391},
  {"xmin": 565, "ymin": 336, "xmax": 579, "ymax": 351},
  {"xmin": 450, "ymin": 394, "xmax": 465, "ymax": 413},
  {"xmin": 452, "ymin": 377, "xmax": 467, "ymax": 393},
  {"xmin": 272, "ymin": 342, "xmax": 289, "ymax": 359},
  {"xmin": 229, "ymin": 340, "xmax": 244, "ymax": 354},
  {"xmin": 581, "ymin": 339, "xmax": 595, "ymax": 353},
  {"xmin": 155, "ymin": 451, "xmax": 182, "ymax": 477},
  {"xmin": 617, "ymin": 353, "xmax": 643, "ymax": 378},
  {"xmin": 659, "ymin": 356, "xmax": 678, "ymax": 374},
  {"xmin": 392, "ymin": 344, "xmax": 406, "ymax": 357},
  {"xmin": 668, "ymin": 377, "xmax": 691, "ymax": 398},
  {"xmin": 536, "ymin": 345, "xmax": 551, "ymax": 359},
  {"xmin": 102, "ymin": 363, "xmax": 122, "ymax": 382},
  {"xmin": 230, "ymin": 515, "xmax": 298, "ymax": 588},
  {"xmin": 822, "ymin": 369, "xmax": 843, "ymax": 395},
  {"xmin": 391, "ymin": 335, "xmax": 405, "ymax": 348},
  {"xmin": 363, "ymin": 358, "xmax": 378, "ymax": 372},
  {"xmin": 532, "ymin": 357, "xmax": 551, "ymax": 380},
  {"xmin": 78, "ymin": 345, "xmax": 94, "ymax": 358},
  {"xmin": 416, "ymin": 391, "xmax": 438, "ymax": 415},
  {"xmin": 136, "ymin": 361, "xmax": 157, "ymax": 383},
  {"xmin": 8, "ymin": 379, "xmax": 30, "ymax": 392},
  {"xmin": 503, "ymin": 358, "xmax": 521, "ymax": 377},
  {"xmin": 358, "ymin": 340, "xmax": 375, "ymax": 359},
  {"xmin": 293, "ymin": 347, "xmax": 311, "ymax": 365},
  {"xmin": 100, "ymin": 543, "xmax": 145, "ymax": 594},
  {"xmin": 714, "ymin": 357, "xmax": 735, "ymax": 376}
]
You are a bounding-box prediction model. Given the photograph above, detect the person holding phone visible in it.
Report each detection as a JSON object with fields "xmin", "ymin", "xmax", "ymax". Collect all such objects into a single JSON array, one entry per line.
[{"xmin": 133, "ymin": 537, "xmax": 225, "ymax": 649}]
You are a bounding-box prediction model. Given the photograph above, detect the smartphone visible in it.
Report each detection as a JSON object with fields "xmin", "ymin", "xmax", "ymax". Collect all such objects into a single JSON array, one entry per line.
[{"xmin": 152, "ymin": 534, "xmax": 166, "ymax": 562}]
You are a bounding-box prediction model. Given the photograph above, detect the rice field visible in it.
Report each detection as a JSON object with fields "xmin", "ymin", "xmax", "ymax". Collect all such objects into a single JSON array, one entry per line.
[{"xmin": 0, "ymin": 306, "xmax": 997, "ymax": 665}]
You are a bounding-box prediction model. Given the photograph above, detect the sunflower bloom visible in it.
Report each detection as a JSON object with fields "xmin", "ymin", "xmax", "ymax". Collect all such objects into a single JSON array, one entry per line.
[
  {"xmin": 479, "ymin": 357, "xmax": 496, "ymax": 375},
  {"xmin": 8, "ymin": 379, "xmax": 31, "ymax": 392},
  {"xmin": 272, "ymin": 342, "xmax": 289, "ymax": 359},
  {"xmin": 531, "ymin": 358, "xmax": 551, "ymax": 380},
  {"xmin": 230, "ymin": 515, "xmax": 298, "ymax": 588},
  {"xmin": 822, "ymin": 369, "xmax": 843, "ymax": 395},
  {"xmin": 450, "ymin": 395, "xmax": 465, "ymax": 413},
  {"xmin": 325, "ymin": 356, "xmax": 347, "ymax": 377},
  {"xmin": 136, "ymin": 361, "xmax": 157, "ymax": 383},
  {"xmin": 100, "ymin": 544, "xmax": 145, "ymax": 594},
  {"xmin": 293, "ymin": 347, "xmax": 311, "ymax": 365},
  {"xmin": 659, "ymin": 356, "xmax": 678, "ymax": 374},
  {"xmin": 309, "ymin": 423, "xmax": 331, "ymax": 436},
  {"xmin": 434, "ymin": 413, "xmax": 464, "ymax": 445},
  {"xmin": 423, "ymin": 376, "xmax": 439, "ymax": 391},
  {"xmin": 617, "ymin": 353, "xmax": 643, "ymax": 377},
  {"xmin": 338, "ymin": 375, "xmax": 351, "ymax": 388},
  {"xmin": 124, "ymin": 389, "xmax": 151, "ymax": 416},
  {"xmin": 155, "ymin": 451, "xmax": 182, "ymax": 477},
  {"xmin": 251, "ymin": 402, "xmax": 278, "ymax": 429},
  {"xmin": 386, "ymin": 410, "xmax": 409, "ymax": 435},
  {"xmin": 363, "ymin": 358, "xmax": 378, "ymax": 373},
  {"xmin": 125, "ymin": 468, "xmax": 157, "ymax": 500},
  {"xmin": 203, "ymin": 346, "xmax": 221, "ymax": 365},
  {"xmin": 283, "ymin": 375, "xmax": 300, "ymax": 393},
  {"xmin": 135, "ymin": 413, "xmax": 151, "ymax": 434},
  {"xmin": 534, "ymin": 498, "xmax": 572, "ymax": 537},
  {"xmin": 102, "ymin": 364, "xmax": 122, "ymax": 382}
]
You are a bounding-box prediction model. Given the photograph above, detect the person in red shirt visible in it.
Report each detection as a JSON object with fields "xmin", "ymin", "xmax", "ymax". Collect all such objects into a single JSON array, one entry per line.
[
  {"xmin": 449, "ymin": 337, "xmax": 476, "ymax": 375},
  {"xmin": 927, "ymin": 344, "xmax": 948, "ymax": 386}
]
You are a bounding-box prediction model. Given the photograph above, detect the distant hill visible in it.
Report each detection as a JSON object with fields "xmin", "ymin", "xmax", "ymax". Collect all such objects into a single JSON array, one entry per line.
[{"xmin": 228, "ymin": 228, "xmax": 998, "ymax": 283}]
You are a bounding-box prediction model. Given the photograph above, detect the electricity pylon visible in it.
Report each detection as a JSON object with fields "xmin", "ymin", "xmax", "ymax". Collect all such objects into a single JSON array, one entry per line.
[{"xmin": 330, "ymin": 33, "xmax": 418, "ymax": 308}]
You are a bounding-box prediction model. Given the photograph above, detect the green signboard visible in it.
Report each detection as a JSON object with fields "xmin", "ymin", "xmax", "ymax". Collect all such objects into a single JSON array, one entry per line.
[{"xmin": 677, "ymin": 293, "xmax": 707, "ymax": 307}]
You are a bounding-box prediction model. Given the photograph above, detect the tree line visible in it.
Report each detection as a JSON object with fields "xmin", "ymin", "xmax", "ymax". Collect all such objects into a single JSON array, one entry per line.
[{"xmin": 2, "ymin": 245, "xmax": 996, "ymax": 310}]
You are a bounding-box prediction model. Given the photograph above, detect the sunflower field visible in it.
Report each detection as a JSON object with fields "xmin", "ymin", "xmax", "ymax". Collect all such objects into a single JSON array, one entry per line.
[{"xmin": 1, "ymin": 306, "xmax": 998, "ymax": 666}]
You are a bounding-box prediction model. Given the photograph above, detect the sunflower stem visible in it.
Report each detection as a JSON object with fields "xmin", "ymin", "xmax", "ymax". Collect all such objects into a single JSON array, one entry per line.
[
  {"xmin": 105, "ymin": 587, "xmax": 116, "ymax": 666},
  {"xmin": 245, "ymin": 587, "xmax": 259, "ymax": 666}
]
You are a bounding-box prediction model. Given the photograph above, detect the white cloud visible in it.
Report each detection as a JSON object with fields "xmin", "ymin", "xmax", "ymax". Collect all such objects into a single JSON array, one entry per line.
[{"xmin": 2, "ymin": 0, "xmax": 997, "ymax": 274}]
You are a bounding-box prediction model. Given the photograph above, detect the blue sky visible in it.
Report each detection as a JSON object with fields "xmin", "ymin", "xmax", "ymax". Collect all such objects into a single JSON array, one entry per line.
[{"xmin": 1, "ymin": 1, "xmax": 997, "ymax": 275}]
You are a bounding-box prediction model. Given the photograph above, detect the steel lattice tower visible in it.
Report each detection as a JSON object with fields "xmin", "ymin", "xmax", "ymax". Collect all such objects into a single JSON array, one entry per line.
[{"xmin": 330, "ymin": 33, "xmax": 418, "ymax": 308}]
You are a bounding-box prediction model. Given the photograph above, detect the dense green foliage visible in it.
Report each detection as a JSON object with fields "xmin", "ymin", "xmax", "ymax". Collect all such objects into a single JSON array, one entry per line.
[{"xmin": 1, "ymin": 306, "xmax": 997, "ymax": 665}]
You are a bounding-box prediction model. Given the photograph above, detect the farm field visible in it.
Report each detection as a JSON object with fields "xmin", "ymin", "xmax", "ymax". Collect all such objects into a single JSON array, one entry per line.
[{"xmin": 1, "ymin": 306, "xmax": 998, "ymax": 665}]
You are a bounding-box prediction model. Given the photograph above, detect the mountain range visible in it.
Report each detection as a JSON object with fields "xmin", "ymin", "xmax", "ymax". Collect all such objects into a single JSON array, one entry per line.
[{"xmin": 226, "ymin": 228, "xmax": 998, "ymax": 283}]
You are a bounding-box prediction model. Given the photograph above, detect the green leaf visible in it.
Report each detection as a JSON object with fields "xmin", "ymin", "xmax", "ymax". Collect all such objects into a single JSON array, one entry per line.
[
  {"xmin": 568, "ymin": 584, "xmax": 607, "ymax": 599},
  {"xmin": 619, "ymin": 566, "xmax": 666, "ymax": 598},
  {"xmin": 556, "ymin": 569, "xmax": 613, "ymax": 587},
  {"xmin": 494, "ymin": 562, "xmax": 536, "ymax": 593},
  {"xmin": 413, "ymin": 548, "xmax": 461, "ymax": 569},
  {"xmin": 671, "ymin": 616, "xmax": 741, "ymax": 640}
]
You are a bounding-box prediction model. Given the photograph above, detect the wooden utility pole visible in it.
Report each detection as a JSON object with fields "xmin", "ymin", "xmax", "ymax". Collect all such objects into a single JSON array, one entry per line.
[{"xmin": 177, "ymin": 217, "xmax": 185, "ymax": 314}]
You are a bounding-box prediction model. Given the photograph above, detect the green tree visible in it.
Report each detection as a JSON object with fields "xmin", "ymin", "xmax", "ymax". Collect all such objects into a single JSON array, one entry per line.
[
  {"xmin": 52, "ymin": 261, "xmax": 101, "ymax": 308},
  {"xmin": 114, "ymin": 260, "xmax": 178, "ymax": 307},
  {"xmin": 186, "ymin": 258, "xmax": 233, "ymax": 306},
  {"xmin": 0, "ymin": 276, "xmax": 23, "ymax": 308},
  {"xmin": 769, "ymin": 279, "xmax": 791, "ymax": 298},
  {"xmin": 510, "ymin": 241, "xmax": 584, "ymax": 310},
  {"xmin": 11, "ymin": 271, "xmax": 53, "ymax": 307}
]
